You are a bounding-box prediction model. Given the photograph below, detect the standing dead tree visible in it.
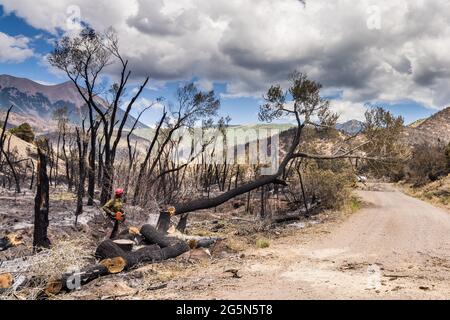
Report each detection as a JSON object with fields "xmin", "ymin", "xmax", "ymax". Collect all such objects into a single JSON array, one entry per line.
[
  {"xmin": 0, "ymin": 106, "xmax": 21, "ymax": 193},
  {"xmin": 49, "ymin": 27, "xmax": 149, "ymax": 205},
  {"xmin": 75, "ymin": 122, "xmax": 89, "ymax": 225},
  {"xmin": 33, "ymin": 140, "xmax": 51, "ymax": 250},
  {"xmin": 133, "ymin": 83, "xmax": 220, "ymax": 206},
  {"xmin": 0, "ymin": 105, "xmax": 13, "ymax": 163}
]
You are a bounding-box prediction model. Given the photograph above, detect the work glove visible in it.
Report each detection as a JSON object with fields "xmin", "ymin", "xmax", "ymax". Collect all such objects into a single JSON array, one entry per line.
[{"xmin": 115, "ymin": 211, "xmax": 125, "ymax": 222}]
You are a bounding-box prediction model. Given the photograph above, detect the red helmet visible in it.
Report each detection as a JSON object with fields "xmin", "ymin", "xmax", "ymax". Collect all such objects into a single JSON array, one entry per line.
[{"xmin": 115, "ymin": 188, "xmax": 124, "ymax": 197}]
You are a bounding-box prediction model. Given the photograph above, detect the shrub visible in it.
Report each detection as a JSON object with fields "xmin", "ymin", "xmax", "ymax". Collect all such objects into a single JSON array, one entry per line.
[
  {"xmin": 407, "ymin": 143, "xmax": 448, "ymax": 186},
  {"xmin": 9, "ymin": 122, "xmax": 35, "ymax": 143},
  {"xmin": 256, "ymin": 238, "xmax": 270, "ymax": 249}
]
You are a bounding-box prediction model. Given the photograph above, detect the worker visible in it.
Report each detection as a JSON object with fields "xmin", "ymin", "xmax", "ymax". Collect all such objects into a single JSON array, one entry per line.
[{"xmin": 102, "ymin": 188, "xmax": 126, "ymax": 239}]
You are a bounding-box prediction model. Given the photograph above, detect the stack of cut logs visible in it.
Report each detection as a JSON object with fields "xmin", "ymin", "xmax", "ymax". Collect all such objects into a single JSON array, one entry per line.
[{"xmin": 45, "ymin": 224, "xmax": 220, "ymax": 295}]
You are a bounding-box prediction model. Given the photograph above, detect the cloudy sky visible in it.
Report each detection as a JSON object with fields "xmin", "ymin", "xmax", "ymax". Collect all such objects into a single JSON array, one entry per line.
[{"xmin": 1, "ymin": 0, "xmax": 449, "ymax": 125}]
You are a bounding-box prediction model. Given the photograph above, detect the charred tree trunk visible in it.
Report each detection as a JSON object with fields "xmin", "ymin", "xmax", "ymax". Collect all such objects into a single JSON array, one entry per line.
[
  {"xmin": 140, "ymin": 224, "xmax": 173, "ymax": 247},
  {"xmin": 86, "ymin": 114, "xmax": 99, "ymax": 206},
  {"xmin": 156, "ymin": 211, "xmax": 172, "ymax": 234},
  {"xmin": 33, "ymin": 144, "xmax": 51, "ymax": 250},
  {"xmin": 133, "ymin": 111, "xmax": 167, "ymax": 205},
  {"xmin": 260, "ymin": 186, "xmax": 266, "ymax": 219},
  {"xmin": 1, "ymin": 149, "xmax": 20, "ymax": 193},
  {"xmin": 176, "ymin": 214, "xmax": 189, "ymax": 233},
  {"xmin": 75, "ymin": 127, "xmax": 88, "ymax": 225},
  {"xmin": 87, "ymin": 134, "xmax": 96, "ymax": 206},
  {"xmin": 0, "ymin": 105, "xmax": 13, "ymax": 164},
  {"xmin": 95, "ymin": 238, "xmax": 189, "ymax": 268},
  {"xmin": 296, "ymin": 166, "xmax": 309, "ymax": 216},
  {"xmin": 173, "ymin": 175, "xmax": 288, "ymax": 216},
  {"xmin": 29, "ymin": 159, "xmax": 35, "ymax": 190}
]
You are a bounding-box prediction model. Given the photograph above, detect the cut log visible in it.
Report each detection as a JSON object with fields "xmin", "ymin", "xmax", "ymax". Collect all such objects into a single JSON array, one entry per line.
[
  {"xmin": 0, "ymin": 273, "xmax": 13, "ymax": 289},
  {"xmin": 99, "ymin": 257, "xmax": 127, "ymax": 274},
  {"xmin": 140, "ymin": 224, "xmax": 172, "ymax": 248},
  {"xmin": 95, "ymin": 239, "xmax": 189, "ymax": 269},
  {"xmin": 128, "ymin": 227, "xmax": 140, "ymax": 235},
  {"xmin": 46, "ymin": 264, "xmax": 109, "ymax": 295}
]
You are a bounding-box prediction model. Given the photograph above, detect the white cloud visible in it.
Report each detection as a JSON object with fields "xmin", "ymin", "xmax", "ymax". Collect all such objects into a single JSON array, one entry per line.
[
  {"xmin": 125, "ymin": 97, "xmax": 164, "ymax": 113},
  {"xmin": 0, "ymin": 32, "xmax": 34, "ymax": 63},
  {"xmin": 194, "ymin": 79, "xmax": 214, "ymax": 92},
  {"xmin": 4, "ymin": 0, "xmax": 450, "ymax": 114},
  {"xmin": 330, "ymin": 100, "xmax": 368, "ymax": 122}
]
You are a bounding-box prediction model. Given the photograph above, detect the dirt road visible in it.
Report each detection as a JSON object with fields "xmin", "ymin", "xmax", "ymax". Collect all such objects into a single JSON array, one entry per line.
[{"xmin": 204, "ymin": 184, "xmax": 450, "ymax": 299}]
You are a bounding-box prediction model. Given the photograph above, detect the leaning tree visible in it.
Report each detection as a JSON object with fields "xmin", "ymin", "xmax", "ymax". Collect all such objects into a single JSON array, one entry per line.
[{"xmin": 167, "ymin": 72, "xmax": 392, "ymax": 220}]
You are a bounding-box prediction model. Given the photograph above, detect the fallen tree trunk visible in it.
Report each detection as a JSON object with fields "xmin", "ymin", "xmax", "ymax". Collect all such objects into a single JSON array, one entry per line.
[
  {"xmin": 46, "ymin": 257, "xmax": 126, "ymax": 295},
  {"xmin": 140, "ymin": 224, "xmax": 172, "ymax": 247},
  {"xmin": 140, "ymin": 224, "xmax": 222, "ymax": 249},
  {"xmin": 95, "ymin": 239, "xmax": 189, "ymax": 268},
  {"xmin": 173, "ymin": 176, "xmax": 288, "ymax": 216}
]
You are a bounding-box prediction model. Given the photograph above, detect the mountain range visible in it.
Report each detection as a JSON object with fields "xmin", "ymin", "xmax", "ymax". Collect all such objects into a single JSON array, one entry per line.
[
  {"xmin": 335, "ymin": 120, "xmax": 364, "ymax": 135},
  {"xmin": 403, "ymin": 106, "xmax": 450, "ymax": 146},
  {"xmin": 1, "ymin": 74, "xmax": 449, "ymax": 146},
  {"xmin": 0, "ymin": 74, "xmax": 147, "ymax": 132}
]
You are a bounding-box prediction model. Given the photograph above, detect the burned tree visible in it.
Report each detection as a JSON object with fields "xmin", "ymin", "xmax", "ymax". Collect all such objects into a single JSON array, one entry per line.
[
  {"xmin": 166, "ymin": 72, "xmax": 379, "ymax": 218},
  {"xmin": 49, "ymin": 27, "xmax": 149, "ymax": 205},
  {"xmin": 33, "ymin": 140, "xmax": 51, "ymax": 250},
  {"xmin": 133, "ymin": 83, "xmax": 220, "ymax": 206},
  {"xmin": 75, "ymin": 122, "xmax": 89, "ymax": 224}
]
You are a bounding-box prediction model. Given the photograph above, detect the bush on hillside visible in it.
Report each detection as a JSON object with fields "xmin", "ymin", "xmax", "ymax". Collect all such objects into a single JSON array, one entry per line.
[
  {"xmin": 406, "ymin": 143, "xmax": 448, "ymax": 186},
  {"xmin": 9, "ymin": 122, "xmax": 35, "ymax": 143}
]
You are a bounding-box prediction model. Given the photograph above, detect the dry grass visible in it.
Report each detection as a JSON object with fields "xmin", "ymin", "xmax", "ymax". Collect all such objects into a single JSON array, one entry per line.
[
  {"xmin": 400, "ymin": 174, "xmax": 450, "ymax": 210},
  {"xmin": 342, "ymin": 195, "xmax": 363, "ymax": 214},
  {"xmin": 0, "ymin": 238, "xmax": 92, "ymax": 300}
]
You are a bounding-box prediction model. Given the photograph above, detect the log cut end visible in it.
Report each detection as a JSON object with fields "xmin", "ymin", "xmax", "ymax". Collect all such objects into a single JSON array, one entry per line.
[
  {"xmin": 113, "ymin": 239, "xmax": 134, "ymax": 252},
  {"xmin": 0, "ymin": 273, "xmax": 13, "ymax": 289},
  {"xmin": 128, "ymin": 227, "xmax": 141, "ymax": 235},
  {"xmin": 45, "ymin": 279, "xmax": 63, "ymax": 295},
  {"xmin": 99, "ymin": 257, "xmax": 127, "ymax": 274}
]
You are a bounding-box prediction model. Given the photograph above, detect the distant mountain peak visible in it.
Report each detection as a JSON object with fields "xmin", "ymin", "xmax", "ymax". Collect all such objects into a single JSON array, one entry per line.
[
  {"xmin": 336, "ymin": 119, "xmax": 364, "ymax": 135},
  {"xmin": 0, "ymin": 74, "xmax": 148, "ymax": 132}
]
